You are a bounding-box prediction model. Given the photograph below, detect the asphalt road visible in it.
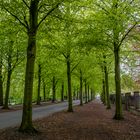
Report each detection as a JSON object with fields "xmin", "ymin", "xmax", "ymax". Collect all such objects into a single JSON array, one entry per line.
[{"xmin": 0, "ymin": 100, "xmax": 80, "ymax": 129}]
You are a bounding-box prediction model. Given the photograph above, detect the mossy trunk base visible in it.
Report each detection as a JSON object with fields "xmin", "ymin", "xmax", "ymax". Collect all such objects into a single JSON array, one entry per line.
[
  {"xmin": 67, "ymin": 108, "xmax": 73, "ymax": 112},
  {"xmin": 19, "ymin": 125, "xmax": 38, "ymax": 134},
  {"xmin": 113, "ymin": 114, "xmax": 124, "ymax": 120}
]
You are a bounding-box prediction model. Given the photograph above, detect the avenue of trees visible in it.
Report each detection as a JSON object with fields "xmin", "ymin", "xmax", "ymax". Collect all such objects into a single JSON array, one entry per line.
[{"xmin": 0, "ymin": 0, "xmax": 140, "ymax": 133}]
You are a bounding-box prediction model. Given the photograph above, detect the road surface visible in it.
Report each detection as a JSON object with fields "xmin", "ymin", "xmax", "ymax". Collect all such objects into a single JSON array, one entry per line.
[{"xmin": 0, "ymin": 100, "xmax": 80, "ymax": 129}]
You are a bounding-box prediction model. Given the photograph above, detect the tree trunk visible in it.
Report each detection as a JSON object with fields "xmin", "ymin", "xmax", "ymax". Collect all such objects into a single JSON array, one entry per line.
[
  {"xmin": 102, "ymin": 79, "xmax": 107, "ymax": 105},
  {"xmin": 73, "ymin": 88, "xmax": 76, "ymax": 100},
  {"xmin": 80, "ymin": 69, "xmax": 83, "ymax": 105},
  {"xmin": 61, "ymin": 81, "xmax": 64, "ymax": 102},
  {"xmin": 76, "ymin": 88, "xmax": 79, "ymax": 100},
  {"xmin": 85, "ymin": 80, "xmax": 88, "ymax": 103},
  {"xmin": 37, "ymin": 64, "xmax": 41, "ymax": 105},
  {"xmin": 91, "ymin": 88, "xmax": 93, "ymax": 101},
  {"xmin": 42, "ymin": 79, "xmax": 46, "ymax": 101},
  {"xmin": 0, "ymin": 58, "xmax": 3, "ymax": 106},
  {"xmin": 104, "ymin": 62, "xmax": 111, "ymax": 109},
  {"xmin": 19, "ymin": 34, "xmax": 37, "ymax": 132},
  {"xmin": 113, "ymin": 47, "xmax": 123, "ymax": 120},
  {"xmin": 3, "ymin": 70, "xmax": 12, "ymax": 109},
  {"xmin": 67, "ymin": 57, "xmax": 73, "ymax": 112},
  {"xmin": 52, "ymin": 76, "xmax": 56, "ymax": 103},
  {"xmin": 65, "ymin": 90, "xmax": 68, "ymax": 100},
  {"xmin": 3, "ymin": 50, "xmax": 12, "ymax": 109},
  {"xmin": 19, "ymin": 0, "xmax": 39, "ymax": 133},
  {"xmin": 88, "ymin": 85, "xmax": 90, "ymax": 102}
]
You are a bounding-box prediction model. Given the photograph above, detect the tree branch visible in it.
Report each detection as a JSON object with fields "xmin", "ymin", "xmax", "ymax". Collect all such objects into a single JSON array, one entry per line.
[
  {"xmin": 47, "ymin": 36, "xmax": 68, "ymax": 59},
  {"xmin": 38, "ymin": 4, "xmax": 51, "ymax": 12},
  {"xmin": 71, "ymin": 61, "xmax": 80, "ymax": 73},
  {"xmin": 94, "ymin": 3, "xmax": 110, "ymax": 15},
  {"xmin": 118, "ymin": 23, "xmax": 137, "ymax": 48},
  {"xmin": 23, "ymin": 15, "xmax": 29, "ymax": 30},
  {"xmin": 3, "ymin": 5, "xmax": 28, "ymax": 29},
  {"xmin": 37, "ymin": 1, "xmax": 63, "ymax": 28},
  {"xmin": 22, "ymin": 0, "xmax": 30, "ymax": 9},
  {"xmin": 12, "ymin": 57, "xmax": 25, "ymax": 71}
]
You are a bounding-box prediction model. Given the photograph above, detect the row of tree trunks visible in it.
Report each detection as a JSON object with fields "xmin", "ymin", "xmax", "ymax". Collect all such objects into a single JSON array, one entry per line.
[{"xmin": 79, "ymin": 69, "xmax": 95, "ymax": 105}]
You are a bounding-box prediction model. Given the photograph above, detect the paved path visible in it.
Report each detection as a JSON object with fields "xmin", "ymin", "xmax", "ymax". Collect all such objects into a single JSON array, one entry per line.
[{"xmin": 0, "ymin": 100, "xmax": 80, "ymax": 129}]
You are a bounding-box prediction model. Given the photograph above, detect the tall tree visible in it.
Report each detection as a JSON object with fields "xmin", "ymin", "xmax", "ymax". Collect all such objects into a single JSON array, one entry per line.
[
  {"xmin": 93, "ymin": 0, "xmax": 138, "ymax": 119},
  {"xmin": 103, "ymin": 55, "xmax": 111, "ymax": 109},
  {"xmin": 1, "ymin": 0, "xmax": 63, "ymax": 132}
]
